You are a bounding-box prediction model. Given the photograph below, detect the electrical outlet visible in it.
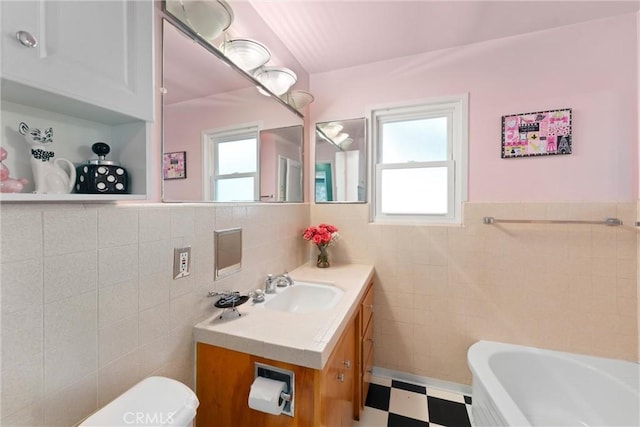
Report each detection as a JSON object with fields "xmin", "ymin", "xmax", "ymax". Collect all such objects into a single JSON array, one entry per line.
[{"xmin": 173, "ymin": 246, "xmax": 191, "ymax": 279}]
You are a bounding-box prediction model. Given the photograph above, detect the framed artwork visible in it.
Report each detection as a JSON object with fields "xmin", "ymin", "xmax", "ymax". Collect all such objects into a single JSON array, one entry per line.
[
  {"xmin": 501, "ymin": 108, "xmax": 572, "ymax": 158},
  {"xmin": 163, "ymin": 151, "xmax": 186, "ymax": 179}
]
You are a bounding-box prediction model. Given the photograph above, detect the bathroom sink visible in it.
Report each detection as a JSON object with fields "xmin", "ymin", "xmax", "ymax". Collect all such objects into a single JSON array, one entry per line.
[{"xmin": 262, "ymin": 282, "xmax": 344, "ymax": 314}]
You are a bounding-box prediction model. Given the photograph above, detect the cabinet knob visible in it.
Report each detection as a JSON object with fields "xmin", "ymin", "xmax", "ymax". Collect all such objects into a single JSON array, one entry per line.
[
  {"xmin": 16, "ymin": 31, "xmax": 38, "ymax": 48},
  {"xmin": 342, "ymin": 360, "xmax": 351, "ymax": 369},
  {"xmin": 336, "ymin": 373, "xmax": 345, "ymax": 382},
  {"xmin": 367, "ymin": 338, "xmax": 374, "ymax": 344}
]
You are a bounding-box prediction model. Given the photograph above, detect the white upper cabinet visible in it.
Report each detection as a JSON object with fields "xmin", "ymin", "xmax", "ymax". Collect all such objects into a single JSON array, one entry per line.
[
  {"xmin": 1, "ymin": 0, "xmax": 154, "ymax": 122},
  {"xmin": 0, "ymin": 0, "xmax": 153, "ymax": 202}
]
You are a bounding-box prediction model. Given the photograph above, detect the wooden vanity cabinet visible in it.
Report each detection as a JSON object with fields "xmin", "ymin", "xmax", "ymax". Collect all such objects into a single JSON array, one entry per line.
[
  {"xmin": 195, "ymin": 281, "xmax": 374, "ymax": 427},
  {"xmin": 195, "ymin": 318, "xmax": 356, "ymax": 427}
]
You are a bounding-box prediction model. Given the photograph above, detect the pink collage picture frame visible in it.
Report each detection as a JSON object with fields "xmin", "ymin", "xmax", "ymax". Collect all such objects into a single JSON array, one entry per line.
[
  {"xmin": 502, "ymin": 108, "xmax": 572, "ymax": 158},
  {"xmin": 163, "ymin": 151, "xmax": 187, "ymax": 179}
]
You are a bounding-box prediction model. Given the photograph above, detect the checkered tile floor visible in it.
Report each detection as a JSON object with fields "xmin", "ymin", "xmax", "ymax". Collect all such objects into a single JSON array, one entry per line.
[{"xmin": 355, "ymin": 376, "xmax": 473, "ymax": 427}]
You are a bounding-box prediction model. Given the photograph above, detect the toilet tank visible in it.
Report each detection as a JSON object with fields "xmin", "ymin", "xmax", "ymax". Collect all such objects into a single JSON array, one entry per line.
[{"xmin": 80, "ymin": 376, "xmax": 199, "ymax": 427}]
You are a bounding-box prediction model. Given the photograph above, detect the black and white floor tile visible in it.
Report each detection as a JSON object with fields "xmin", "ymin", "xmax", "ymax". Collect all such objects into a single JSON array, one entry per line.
[{"xmin": 355, "ymin": 376, "xmax": 473, "ymax": 427}]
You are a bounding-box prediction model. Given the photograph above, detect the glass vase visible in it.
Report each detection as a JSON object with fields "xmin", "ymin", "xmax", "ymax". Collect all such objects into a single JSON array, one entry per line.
[{"xmin": 316, "ymin": 245, "xmax": 329, "ymax": 268}]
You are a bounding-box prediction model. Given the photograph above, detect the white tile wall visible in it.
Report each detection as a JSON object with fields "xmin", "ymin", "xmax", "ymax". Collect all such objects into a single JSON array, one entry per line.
[{"xmin": 0, "ymin": 202, "xmax": 309, "ymax": 426}]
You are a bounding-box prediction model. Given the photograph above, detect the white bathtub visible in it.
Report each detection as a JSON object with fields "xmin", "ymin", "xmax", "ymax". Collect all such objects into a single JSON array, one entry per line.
[{"xmin": 467, "ymin": 341, "xmax": 639, "ymax": 426}]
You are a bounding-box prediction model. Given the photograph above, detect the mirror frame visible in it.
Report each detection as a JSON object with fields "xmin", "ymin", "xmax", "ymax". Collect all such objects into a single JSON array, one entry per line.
[
  {"xmin": 314, "ymin": 117, "xmax": 368, "ymax": 204},
  {"xmin": 161, "ymin": 1, "xmax": 303, "ymax": 119}
]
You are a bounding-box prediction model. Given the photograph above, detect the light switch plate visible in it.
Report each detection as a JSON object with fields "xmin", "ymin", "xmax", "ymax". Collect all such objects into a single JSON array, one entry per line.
[{"xmin": 173, "ymin": 246, "xmax": 191, "ymax": 279}]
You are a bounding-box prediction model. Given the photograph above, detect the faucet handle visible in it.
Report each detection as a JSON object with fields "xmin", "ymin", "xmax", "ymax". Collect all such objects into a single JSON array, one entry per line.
[
  {"xmin": 275, "ymin": 272, "xmax": 294, "ymax": 287},
  {"xmin": 265, "ymin": 274, "xmax": 276, "ymax": 294}
]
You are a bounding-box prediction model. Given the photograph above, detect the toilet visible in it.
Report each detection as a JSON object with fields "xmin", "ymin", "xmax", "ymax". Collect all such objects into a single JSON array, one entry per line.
[{"xmin": 80, "ymin": 376, "xmax": 199, "ymax": 427}]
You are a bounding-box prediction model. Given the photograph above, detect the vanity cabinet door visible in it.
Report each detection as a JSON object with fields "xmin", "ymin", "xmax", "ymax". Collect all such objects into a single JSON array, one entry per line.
[
  {"xmin": 1, "ymin": 0, "xmax": 153, "ymax": 121},
  {"xmin": 321, "ymin": 319, "xmax": 356, "ymax": 427},
  {"xmin": 358, "ymin": 282, "xmax": 374, "ymax": 413}
]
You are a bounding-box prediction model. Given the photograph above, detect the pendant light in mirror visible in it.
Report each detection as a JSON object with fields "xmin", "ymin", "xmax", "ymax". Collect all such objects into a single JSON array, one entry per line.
[
  {"xmin": 317, "ymin": 122, "xmax": 343, "ymax": 139},
  {"xmin": 254, "ymin": 66, "xmax": 297, "ymax": 96},
  {"xmin": 316, "ymin": 124, "xmax": 352, "ymax": 151},
  {"xmin": 284, "ymin": 90, "xmax": 314, "ymax": 110},
  {"xmin": 332, "ymin": 133, "xmax": 350, "ymax": 145},
  {"xmin": 219, "ymin": 38, "xmax": 271, "ymax": 72},
  {"xmin": 338, "ymin": 137, "xmax": 354, "ymax": 150},
  {"xmin": 178, "ymin": 0, "xmax": 234, "ymax": 41}
]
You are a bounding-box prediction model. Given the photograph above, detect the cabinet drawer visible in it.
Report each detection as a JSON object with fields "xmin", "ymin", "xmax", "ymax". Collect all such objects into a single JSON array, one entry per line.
[{"xmin": 360, "ymin": 283, "xmax": 374, "ymax": 336}]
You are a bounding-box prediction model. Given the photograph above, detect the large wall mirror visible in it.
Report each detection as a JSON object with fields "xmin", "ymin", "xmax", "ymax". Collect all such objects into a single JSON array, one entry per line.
[
  {"xmin": 315, "ymin": 118, "xmax": 367, "ymax": 203},
  {"xmin": 161, "ymin": 15, "xmax": 304, "ymax": 202}
]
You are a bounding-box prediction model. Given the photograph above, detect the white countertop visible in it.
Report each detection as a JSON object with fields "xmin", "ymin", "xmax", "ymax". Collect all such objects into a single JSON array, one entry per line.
[{"xmin": 193, "ymin": 263, "xmax": 374, "ymax": 370}]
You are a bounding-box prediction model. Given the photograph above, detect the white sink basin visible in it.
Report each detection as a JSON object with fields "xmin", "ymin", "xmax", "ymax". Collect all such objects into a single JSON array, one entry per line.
[{"xmin": 261, "ymin": 282, "xmax": 344, "ymax": 314}]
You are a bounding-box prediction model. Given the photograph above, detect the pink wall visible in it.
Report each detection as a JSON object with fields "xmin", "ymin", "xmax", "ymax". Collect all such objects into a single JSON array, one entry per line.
[{"xmin": 310, "ymin": 14, "xmax": 638, "ymax": 202}]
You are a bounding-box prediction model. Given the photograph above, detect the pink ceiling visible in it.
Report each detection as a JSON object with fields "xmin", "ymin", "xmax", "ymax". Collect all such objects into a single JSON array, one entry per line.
[
  {"xmin": 163, "ymin": 1, "xmax": 639, "ymax": 103},
  {"xmin": 245, "ymin": 0, "xmax": 639, "ymax": 74}
]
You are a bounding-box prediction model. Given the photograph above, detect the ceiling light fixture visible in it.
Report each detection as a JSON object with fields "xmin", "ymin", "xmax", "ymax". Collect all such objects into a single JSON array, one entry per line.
[
  {"xmin": 219, "ymin": 38, "xmax": 271, "ymax": 72},
  {"xmin": 180, "ymin": 0, "xmax": 234, "ymax": 41},
  {"xmin": 284, "ymin": 90, "xmax": 314, "ymax": 110},
  {"xmin": 254, "ymin": 66, "xmax": 297, "ymax": 96}
]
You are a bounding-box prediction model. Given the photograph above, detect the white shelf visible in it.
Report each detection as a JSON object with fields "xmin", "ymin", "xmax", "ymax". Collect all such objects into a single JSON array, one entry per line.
[{"xmin": 0, "ymin": 193, "xmax": 148, "ymax": 202}]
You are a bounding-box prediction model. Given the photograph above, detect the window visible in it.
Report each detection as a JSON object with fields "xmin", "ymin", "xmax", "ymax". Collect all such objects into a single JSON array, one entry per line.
[
  {"xmin": 203, "ymin": 126, "xmax": 259, "ymax": 202},
  {"xmin": 372, "ymin": 94, "xmax": 468, "ymax": 224}
]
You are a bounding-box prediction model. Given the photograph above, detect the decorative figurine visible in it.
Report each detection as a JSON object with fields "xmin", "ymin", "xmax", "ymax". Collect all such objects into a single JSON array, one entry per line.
[
  {"xmin": 0, "ymin": 147, "xmax": 28, "ymax": 193},
  {"xmin": 75, "ymin": 142, "xmax": 130, "ymax": 194},
  {"xmin": 19, "ymin": 121, "xmax": 75, "ymax": 194}
]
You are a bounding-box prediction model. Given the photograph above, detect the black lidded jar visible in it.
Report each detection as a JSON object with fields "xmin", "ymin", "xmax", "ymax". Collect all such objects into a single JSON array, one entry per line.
[{"xmin": 75, "ymin": 142, "xmax": 130, "ymax": 194}]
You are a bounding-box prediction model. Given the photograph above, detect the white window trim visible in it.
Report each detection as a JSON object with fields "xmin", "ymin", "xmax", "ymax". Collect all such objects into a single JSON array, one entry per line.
[
  {"xmin": 370, "ymin": 93, "xmax": 468, "ymax": 224},
  {"xmin": 201, "ymin": 123, "xmax": 261, "ymax": 201}
]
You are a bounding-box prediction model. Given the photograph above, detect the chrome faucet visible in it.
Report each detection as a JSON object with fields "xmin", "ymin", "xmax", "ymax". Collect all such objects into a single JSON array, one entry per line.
[
  {"xmin": 274, "ymin": 272, "xmax": 294, "ymax": 287},
  {"xmin": 264, "ymin": 274, "xmax": 276, "ymax": 294}
]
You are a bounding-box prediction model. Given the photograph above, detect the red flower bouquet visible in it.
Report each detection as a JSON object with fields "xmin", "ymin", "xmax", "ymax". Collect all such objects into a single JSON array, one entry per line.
[{"xmin": 302, "ymin": 223, "xmax": 339, "ymax": 267}]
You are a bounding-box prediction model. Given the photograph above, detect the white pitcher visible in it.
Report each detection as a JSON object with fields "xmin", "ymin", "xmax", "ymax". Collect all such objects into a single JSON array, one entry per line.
[
  {"xmin": 19, "ymin": 121, "xmax": 76, "ymax": 194},
  {"xmin": 30, "ymin": 156, "xmax": 76, "ymax": 194}
]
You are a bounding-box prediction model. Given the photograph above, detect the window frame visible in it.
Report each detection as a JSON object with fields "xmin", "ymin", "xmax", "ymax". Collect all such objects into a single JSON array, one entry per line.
[
  {"xmin": 201, "ymin": 124, "xmax": 260, "ymax": 202},
  {"xmin": 370, "ymin": 94, "xmax": 468, "ymax": 224}
]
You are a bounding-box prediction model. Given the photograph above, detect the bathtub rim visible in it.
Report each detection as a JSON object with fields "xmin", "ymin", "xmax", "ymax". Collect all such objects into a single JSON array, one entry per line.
[
  {"xmin": 467, "ymin": 340, "xmax": 640, "ymax": 427},
  {"xmin": 468, "ymin": 341, "xmax": 531, "ymax": 426}
]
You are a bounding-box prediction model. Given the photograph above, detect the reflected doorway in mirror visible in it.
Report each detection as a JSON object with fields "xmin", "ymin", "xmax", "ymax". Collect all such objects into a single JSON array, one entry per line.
[{"xmin": 314, "ymin": 118, "xmax": 367, "ymax": 203}]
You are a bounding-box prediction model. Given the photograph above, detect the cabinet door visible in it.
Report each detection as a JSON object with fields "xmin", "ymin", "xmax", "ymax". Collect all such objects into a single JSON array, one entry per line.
[
  {"xmin": 321, "ymin": 319, "xmax": 357, "ymax": 427},
  {"xmin": 1, "ymin": 0, "xmax": 153, "ymax": 121},
  {"xmin": 340, "ymin": 320, "xmax": 356, "ymax": 426}
]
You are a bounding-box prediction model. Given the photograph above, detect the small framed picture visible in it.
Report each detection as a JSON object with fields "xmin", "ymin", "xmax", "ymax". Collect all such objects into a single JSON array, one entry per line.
[
  {"xmin": 501, "ymin": 108, "xmax": 572, "ymax": 158},
  {"xmin": 163, "ymin": 151, "xmax": 186, "ymax": 180}
]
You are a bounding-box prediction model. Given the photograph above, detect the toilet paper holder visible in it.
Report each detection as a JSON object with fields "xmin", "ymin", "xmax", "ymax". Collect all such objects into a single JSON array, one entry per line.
[{"xmin": 254, "ymin": 362, "xmax": 294, "ymax": 417}]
